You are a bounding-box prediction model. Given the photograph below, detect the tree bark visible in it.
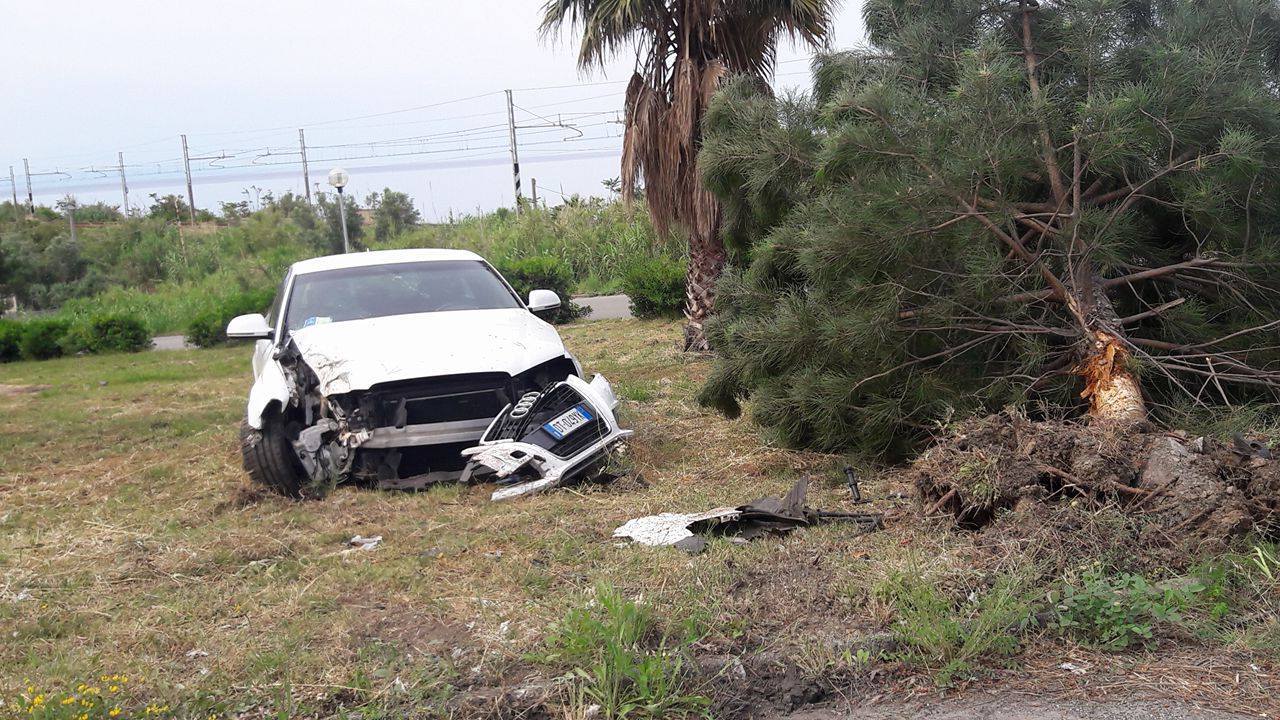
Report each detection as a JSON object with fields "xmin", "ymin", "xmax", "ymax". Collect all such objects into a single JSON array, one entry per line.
[
  {"xmin": 1078, "ymin": 329, "xmax": 1147, "ymax": 423},
  {"xmin": 683, "ymin": 225, "xmax": 727, "ymax": 351},
  {"xmin": 1076, "ymin": 286, "xmax": 1147, "ymax": 423}
]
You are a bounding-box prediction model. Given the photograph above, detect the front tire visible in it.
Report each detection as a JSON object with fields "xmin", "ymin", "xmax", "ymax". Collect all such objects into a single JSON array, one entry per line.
[{"xmin": 240, "ymin": 409, "xmax": 306, "ymax": 498}]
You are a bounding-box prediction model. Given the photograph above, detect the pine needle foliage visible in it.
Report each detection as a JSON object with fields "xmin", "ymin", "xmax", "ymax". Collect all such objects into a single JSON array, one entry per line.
[{"xmin": 699, "ymin": 0, "xmax": 1280, "ymax": 459}]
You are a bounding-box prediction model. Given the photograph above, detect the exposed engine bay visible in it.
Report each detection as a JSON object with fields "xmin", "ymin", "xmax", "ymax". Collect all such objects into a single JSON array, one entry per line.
[{"xmin": 267, "ymin": 338, "xmax": 611, "ymax": 495}]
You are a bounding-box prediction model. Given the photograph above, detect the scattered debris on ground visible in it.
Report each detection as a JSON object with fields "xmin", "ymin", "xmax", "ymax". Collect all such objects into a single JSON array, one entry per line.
[
  {"xmin": 345, "ymin": 534, "xmax": 382, "ymax": 551},
  {"xmin": 907, "ymin": 411, "xmax": 1279, "ymax": 555},
  {"xmin": 461, "ymin": 374, "xmax": 632, "ymax": 501},
  {"xmin": 614, "ymin": 477, "xmax": 884, "ymax": 553}
]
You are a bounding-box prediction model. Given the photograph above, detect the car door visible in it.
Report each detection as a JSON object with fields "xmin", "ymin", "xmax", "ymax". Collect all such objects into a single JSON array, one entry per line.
[{"xmin": 252, "ymin": 271, "xmax": 291, "ymax": 378}]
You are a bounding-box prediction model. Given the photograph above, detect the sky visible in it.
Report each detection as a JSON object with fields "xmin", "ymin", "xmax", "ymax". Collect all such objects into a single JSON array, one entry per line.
[{"xmin": 0, "ymin": 1, "xmax": 867, "ymax": 220}]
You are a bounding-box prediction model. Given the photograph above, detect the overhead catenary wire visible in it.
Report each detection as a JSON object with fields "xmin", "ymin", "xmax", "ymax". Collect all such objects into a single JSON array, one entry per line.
[{"xmin": 7, "ymin": 54, "xmax": 821, "ymax": 201}]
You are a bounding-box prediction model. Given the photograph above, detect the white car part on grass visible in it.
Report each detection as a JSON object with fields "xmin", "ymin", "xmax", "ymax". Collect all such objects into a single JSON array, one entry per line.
[{"xmin": 460, "ymin": 374, "xmax": 632, "ymax": 501}]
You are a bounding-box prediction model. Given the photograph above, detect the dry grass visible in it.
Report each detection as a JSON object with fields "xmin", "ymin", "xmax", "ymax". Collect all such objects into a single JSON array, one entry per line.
[{"xmin": 0, "ymin": 319, "xmax": 1275, "ymax": 718}]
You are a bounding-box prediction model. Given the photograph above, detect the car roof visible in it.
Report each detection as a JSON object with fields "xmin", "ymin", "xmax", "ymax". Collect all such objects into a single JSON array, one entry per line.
[{"xmin": 290, "ymin": 248, "xmax": 485, "ymax": 275}]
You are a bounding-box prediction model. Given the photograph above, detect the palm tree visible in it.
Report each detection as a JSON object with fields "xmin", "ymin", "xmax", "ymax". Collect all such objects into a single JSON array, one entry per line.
[{"xmin": 541, "ymin": 0, "xmax": 838, "ymax": 350}]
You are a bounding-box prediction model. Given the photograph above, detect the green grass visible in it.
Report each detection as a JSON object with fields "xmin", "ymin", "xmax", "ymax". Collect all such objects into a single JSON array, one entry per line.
[
  {"xmin": 875, "ymin": 567, "xmax": 1038, "ymax": 686},
  {"xmin": 534, "ymin": 584, "xmax": 708, "ymax": 719},
  {"xmin": 1, "ymin": 319, "xmax": 1276, "ymax": 717}
]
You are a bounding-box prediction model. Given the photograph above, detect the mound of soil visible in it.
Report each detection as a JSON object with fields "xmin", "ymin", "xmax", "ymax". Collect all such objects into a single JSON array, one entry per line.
[{"xmin": 907, "ymin": 412, "xmax": 1279, "ymax": 556}]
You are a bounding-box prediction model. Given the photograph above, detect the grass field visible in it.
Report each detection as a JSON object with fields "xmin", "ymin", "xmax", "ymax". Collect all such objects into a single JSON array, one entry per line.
[{"xmin": 1, "ymin": 319, "xmax": 1276, "ymax": 719}]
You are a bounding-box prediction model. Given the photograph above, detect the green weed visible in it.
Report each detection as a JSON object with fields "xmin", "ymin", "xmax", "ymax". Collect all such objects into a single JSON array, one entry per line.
[
  {"xmin": 534, "ymin": 584, "xmax": 708, "ymax": 719},
  {"xmin": 877, "ymin": 570, "xmax": 1036, "ymax": 686},
  {"xmin": 1052, "ymin": 564, "xmax": 1196, "ymax": 650}
]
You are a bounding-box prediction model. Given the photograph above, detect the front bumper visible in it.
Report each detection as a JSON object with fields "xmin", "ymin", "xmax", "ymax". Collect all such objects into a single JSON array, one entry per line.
[{"xmin": 460, "ymin": 374, "xmax": 632, "ymax": 500}]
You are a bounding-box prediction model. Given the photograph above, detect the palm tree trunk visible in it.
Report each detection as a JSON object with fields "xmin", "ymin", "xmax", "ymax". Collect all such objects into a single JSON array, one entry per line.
[{"xmin": 682, "ymin": 224, "xmax": 727, "ymax": 351}]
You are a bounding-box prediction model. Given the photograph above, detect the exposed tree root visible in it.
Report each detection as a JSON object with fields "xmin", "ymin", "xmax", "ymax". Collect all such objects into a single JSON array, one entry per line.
[{"xmin": 909, "ymin": 411, "xmax": 1278, "ymax": 556}]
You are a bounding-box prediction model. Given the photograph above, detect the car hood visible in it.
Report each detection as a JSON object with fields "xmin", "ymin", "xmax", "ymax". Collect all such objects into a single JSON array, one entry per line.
[{"xmin": 288, "ymin": 309, "xmax": 568, "ymax": 395}]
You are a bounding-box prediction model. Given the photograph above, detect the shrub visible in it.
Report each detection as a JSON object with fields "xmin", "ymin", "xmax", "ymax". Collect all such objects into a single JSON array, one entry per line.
[
  {"xmin": 498, "ymin": 256, "xmax": 587, "ymax": 324},
  {"xmin": 19, "ymin": 318, "xmax": 72, "ymax": 360},
  {"xmin": 621, "ymin": 257, "xmax": 686, "ymax": 319},
  {"xmin": 0, "ymin": 319, "xmax": 21, "ymax": 362},
  {"xmin": 1053, "ymin": 565, "xmax": 1197, "ymax": 650},
  {"xmin": 61, "ymin": 313, "xmax": 151, "ymax": 354},
  {"xmin": 187, "ymin": 288, "xmax": 276, "ymax": 348}
]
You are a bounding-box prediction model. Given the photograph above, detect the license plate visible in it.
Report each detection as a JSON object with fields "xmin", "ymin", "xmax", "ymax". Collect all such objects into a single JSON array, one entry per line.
[{"xmin": 543, "ymin": 404, "xmax": 594, "ymax": 440}]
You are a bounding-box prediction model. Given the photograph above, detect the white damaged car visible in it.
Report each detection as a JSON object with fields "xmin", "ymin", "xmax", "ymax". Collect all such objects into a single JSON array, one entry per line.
[{"xmin": 227, "ymin": 248, "xmax": 628, "ymax": 497}]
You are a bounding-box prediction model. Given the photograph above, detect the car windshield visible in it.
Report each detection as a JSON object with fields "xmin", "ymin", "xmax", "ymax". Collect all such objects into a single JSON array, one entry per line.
[{"xmin": 284, "ymin": 259, "xmax": 520, "ymax": 331}]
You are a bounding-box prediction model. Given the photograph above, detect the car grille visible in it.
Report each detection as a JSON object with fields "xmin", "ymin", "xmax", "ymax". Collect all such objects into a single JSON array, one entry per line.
[
  {"xmin": 483, "ymin": 382, "xmax": 611, "ymax": 459},
  {"xmin": 366, "ymin": 374, "xmax": 510, "ymax": 427}
]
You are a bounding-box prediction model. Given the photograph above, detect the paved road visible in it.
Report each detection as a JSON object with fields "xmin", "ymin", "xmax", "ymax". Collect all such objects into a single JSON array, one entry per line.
[
  {"xmin": 577, "ymin": 293, "xmax": 630, "ymax": 320},
  {"xmin": 152, "ymin": 335, "xmax": 192, "ymax": 351},
  {"xmin": 150, "ymin": 294, "xmax": 632, "ymax": 351}
]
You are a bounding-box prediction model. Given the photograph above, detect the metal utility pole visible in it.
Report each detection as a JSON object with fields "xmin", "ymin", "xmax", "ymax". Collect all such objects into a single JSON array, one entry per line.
[
  {"xmin": 505, "ymin": 89, "xmax": 522, "ymax": 213},
  {"xmin": 299, "ymin": 129, "xmax": 313, "ymax": 207},
  {"xmin": 117, "ymin": 151, "xmax": 129, "ymax": 215},
  {"xmin": 22, "ymin": 158, "xmax": 33, "ymax": 215},
  {"xmin": 66, "ymin": 196, "xmax": 77, "ymax": 243},
  {"xmin": 336, "ymin": 187, "xmax": 351, "ymax": 253},
  {"xmin": 531, "ymin": 178, "xmax": 538, "ymax": 209},
  {"xmin": 7, "ymin": 166, "xmax": 16, "ymax": 207},
  {"xmin": 180, "ymin": 134, "xmax": 196, "ymax": 223}
]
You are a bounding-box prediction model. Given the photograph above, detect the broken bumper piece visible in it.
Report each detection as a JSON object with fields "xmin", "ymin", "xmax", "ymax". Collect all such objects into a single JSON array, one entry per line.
[{"xmin": 460, "ymin": 374, "xmax": 632, "ymax": 501}]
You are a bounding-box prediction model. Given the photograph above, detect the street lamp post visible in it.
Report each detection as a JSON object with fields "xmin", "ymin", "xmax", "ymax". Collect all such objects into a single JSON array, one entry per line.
[{"xmin": 328, "ymin": 167, "xmax": 351, "ymax": 254}]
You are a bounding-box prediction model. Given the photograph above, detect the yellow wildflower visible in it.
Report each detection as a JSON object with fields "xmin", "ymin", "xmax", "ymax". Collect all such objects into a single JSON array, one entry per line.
[{"xmin": 109, "ymin": 707, "xmax": 122, "ymax": 717}]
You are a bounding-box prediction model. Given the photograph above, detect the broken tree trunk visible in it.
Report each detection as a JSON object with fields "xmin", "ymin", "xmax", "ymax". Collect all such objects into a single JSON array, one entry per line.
[
  {"xmin": 1078, "ymin": 329, "xmax": 1147, "ymax": 424},
  {"xmin": 1076, "ymin": 284, "xmax": 1147, "ymax": 424}
]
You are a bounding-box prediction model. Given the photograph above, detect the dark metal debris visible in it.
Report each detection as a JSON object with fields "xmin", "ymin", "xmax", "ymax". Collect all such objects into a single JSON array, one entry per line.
[{"xmin": 614, "ymin": 477, "xmax": 884, "ymax": 548}]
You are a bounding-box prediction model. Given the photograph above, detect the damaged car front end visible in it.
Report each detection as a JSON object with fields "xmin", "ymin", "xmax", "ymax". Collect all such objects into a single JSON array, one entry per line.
[
  {"xmin": 232, "ymin": 249, "xmax": 629, "ymax": 499},
  {"xmin": 460, "ymin": 374, "xmax": 632, "ymax": 501}
]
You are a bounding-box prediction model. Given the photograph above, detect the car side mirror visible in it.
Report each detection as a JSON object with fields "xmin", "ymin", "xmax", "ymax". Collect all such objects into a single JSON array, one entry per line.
[
  {"xmin": 528, "ymin": 289, "xmax": 561, "ymax": 314},
  {"xmin": 226, "ymin": 313, "xmax": 273, "ymax": 339}
]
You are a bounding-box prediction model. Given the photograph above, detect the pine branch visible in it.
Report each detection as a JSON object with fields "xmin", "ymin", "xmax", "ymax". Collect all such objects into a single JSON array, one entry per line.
[{"xmin": 1018, "ymin": 0, "xmax": 1068, "ymax": 208}]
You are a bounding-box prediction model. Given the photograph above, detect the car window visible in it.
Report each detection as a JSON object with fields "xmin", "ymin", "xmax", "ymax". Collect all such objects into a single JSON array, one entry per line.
[{"xmin": 284, "ymin": 260, "xmax": 520, "ymax": 331}]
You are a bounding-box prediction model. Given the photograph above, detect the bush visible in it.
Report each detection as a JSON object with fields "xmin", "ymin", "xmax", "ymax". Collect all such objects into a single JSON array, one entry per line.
[
  {"xmin": 1053, "ymin": 565, "xmax": 1198, "ymax": 650},
  {"xmin": 61, "ymin": 313, "xmax": 151, "ymax": 354},
  {"xmin": 19, "ymin": 319, "xmax": 71, "ymax": 360},
  {"xmin": 187, "ymin": 288, "xmax": 276, "ymax": 348},
  {"xmin": 621, "ymin": 257, "xmax": 686, "ymax": 319},
  {"xmin": 498, "ymin": 256, "xmax": 587, "ymax": 324},
  {"xmin": 0, "ymin": 320, "xmax": 21, "ymax": 362}
]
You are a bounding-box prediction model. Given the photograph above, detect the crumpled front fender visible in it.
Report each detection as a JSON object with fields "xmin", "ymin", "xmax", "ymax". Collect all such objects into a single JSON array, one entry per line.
[{"xmin": 246, "ymin": 360, "xmax": 293, "ymax": 429}]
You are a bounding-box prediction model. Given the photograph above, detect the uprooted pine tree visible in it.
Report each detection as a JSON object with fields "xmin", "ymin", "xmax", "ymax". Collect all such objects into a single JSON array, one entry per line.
[{"xmin": 699, "ymin": 0, "xmax": 1280, "ymax": 465}]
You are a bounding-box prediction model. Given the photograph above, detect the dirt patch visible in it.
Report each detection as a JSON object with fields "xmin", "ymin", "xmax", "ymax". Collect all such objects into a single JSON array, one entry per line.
[
  {"xmin": 776, "ymin": 697, "xmax": 1253, "ymax": 719},
  {"xmin": 905, "ymin": 412, "xmax": 1278, "ymax": 562},
  {"xmin": 346, "ymin": 601, "xmax": 472, "ymax": 655},
  {"xmin": 0, "ymin": 383, "xmax": 51, "ymax": 396}
]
